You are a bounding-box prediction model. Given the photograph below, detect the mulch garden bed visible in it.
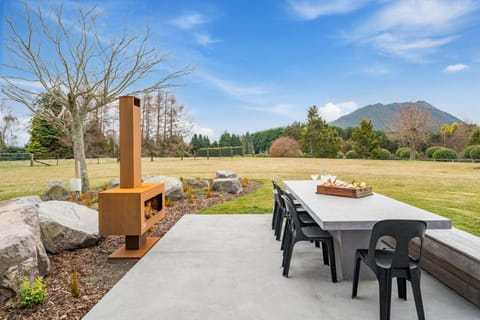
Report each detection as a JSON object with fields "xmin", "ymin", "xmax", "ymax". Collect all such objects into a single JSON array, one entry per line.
[{"xmin": 0, "ymin": 181, "xmax": 263, "ymax": 320}]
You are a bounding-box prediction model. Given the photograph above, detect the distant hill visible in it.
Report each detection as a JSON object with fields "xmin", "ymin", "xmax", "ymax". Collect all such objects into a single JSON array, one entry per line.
[{"xmin": 329, "ymin": 101, "xmax": 463, "ymax": 131}]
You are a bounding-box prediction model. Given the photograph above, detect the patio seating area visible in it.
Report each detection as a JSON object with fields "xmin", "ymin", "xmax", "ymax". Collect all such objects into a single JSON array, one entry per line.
[{"xmin": 84, "ymin": 214, "xmax": 479, "ymax": 320}]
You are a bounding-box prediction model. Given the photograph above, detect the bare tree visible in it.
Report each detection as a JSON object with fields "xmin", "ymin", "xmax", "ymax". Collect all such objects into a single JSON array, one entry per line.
[
  {"xmin": 386, "ymin": 105, "xmax": 435, "ymax": 160},
  {"xmin": 2, "ymin": 3, "xmax": 192, "ymax": 191},
  {"xmin": 0, "ymin": 102, "xmax": 19, "ymax": 149}
]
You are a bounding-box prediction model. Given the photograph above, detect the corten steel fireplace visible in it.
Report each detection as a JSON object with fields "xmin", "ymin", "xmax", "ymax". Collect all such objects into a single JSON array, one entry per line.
[{"xmin": 99, "ymin": 96, "xmax": 165, "ymax": 259}]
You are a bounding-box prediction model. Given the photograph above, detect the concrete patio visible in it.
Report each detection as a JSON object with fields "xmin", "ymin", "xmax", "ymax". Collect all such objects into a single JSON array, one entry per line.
[{"xmin": 84, "ymin": 214, "xmax": 480, "ymax": 320}]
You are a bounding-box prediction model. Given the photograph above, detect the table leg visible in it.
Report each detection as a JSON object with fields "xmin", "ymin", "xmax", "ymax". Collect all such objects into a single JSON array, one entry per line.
[{"xmin": 329, "ymin": 230, "xmax": 375, "ymax": 281}]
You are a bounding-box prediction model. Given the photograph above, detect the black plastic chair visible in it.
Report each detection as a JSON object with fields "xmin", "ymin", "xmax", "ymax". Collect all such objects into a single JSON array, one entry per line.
[
  {"xmin": 272, "ymin": 181, "xmax": 315, "ymax": 241},
  {"xmin": 281, "ymin": 194, "xmax": 337, "ymax": 283},
  {"xmin": 271, "ymin": 180, "xmax": 281, "ymax": 230},
  {"xmin": 351, "ymin": 219, "xmax": 427, "ymax": 320}
]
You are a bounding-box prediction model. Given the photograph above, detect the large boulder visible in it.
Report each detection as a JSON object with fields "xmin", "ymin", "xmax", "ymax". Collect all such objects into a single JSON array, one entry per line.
[
  {"xmin": 42, "ymin": 180, "xmax": 69, "ymax": 201},
  {"xmin": 0, "ymin": 196, "xmax": 50, "ymax": 302},
  {"xmin": 107, "ymin": 177, "xmax": 120, "ymax": 189},
  {"xmin": 186, "ymin": 179, "xmax": 210, "ymax": 189},
  {"xmin": 143, "ymin": 176, "xmax": 184, "ymax": 201},
  {"xmin": 215, "ymin": 170, "xmax": 237, "ymax": 179},
  {"xmin": 211, "ymin": 178, "xmax": 243, "ymax": 194},
  {"xmin": 38, "ymin": 201, "xmax": 100, "ymax": 254}
]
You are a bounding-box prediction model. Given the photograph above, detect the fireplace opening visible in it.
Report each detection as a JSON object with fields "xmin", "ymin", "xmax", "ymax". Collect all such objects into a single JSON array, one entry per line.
[{"xmin": 144, "ymin": 194, "xmax": 163, "ymax": 219}]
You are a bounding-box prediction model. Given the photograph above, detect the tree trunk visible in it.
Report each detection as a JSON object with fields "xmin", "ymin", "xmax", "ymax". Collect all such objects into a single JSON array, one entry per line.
[
  {"xmin": 71, "ymin": 108, "xmax": 90, "ymax": 191},
  {"xmin": 409, "ymin": 144, "xmax": 416, "ymax": 160}
]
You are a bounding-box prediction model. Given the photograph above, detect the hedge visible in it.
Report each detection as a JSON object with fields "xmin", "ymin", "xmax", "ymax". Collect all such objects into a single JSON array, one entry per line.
[
  {"xmin": 370, "ymin": 148, "xmax": 392, "ymax": 160},
  {"xmin": 425, "ymin": 146, "xmax": 443, "ymax": 158},
  {"xmin": 432, "ymin": 147, "xmax": 457, "ymax": 160}
]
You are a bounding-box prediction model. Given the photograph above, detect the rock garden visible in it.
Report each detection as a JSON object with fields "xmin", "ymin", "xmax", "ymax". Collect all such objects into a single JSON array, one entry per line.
[{"xmin": 0, "ymin": 171, "xmax": 259, "ymax": 320}]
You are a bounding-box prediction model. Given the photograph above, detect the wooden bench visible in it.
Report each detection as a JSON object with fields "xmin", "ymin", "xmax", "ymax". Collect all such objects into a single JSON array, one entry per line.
[{"xmin": 420, "ymin": 228, "xmax": 480, "ymax": 307}]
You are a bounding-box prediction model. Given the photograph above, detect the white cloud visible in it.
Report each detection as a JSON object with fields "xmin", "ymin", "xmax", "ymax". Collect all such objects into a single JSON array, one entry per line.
[
  {"xmin": 319, "ymin": 101, "xmax": 358, "ymax": 121},
  {"xmin": 194, "ymin": 33, "xmax": 220, "ymax": 46},
  {"xmin": 364, "ymin": 65, "xmax": 390, "ymax": 75},
  {"xmin": 170, "ymin": 13, "xmax": 209, "ymax": 29},
  {"xmin": 444, "ymin": 64, "xmax": 469, "ymax": 72},
  {"xmin": 196, "ymin": 71, "xmax": 268, "ymax": 101},
  {"xmin": 246, "ymin": 103, "xmax": 298, "ymax": 118},
  {"xmin": 197, "ymin": 127, "xmax": 214, "ymax": 137},
  {"xmin": 287, "ymin": 0, "xmax": 371, "ymax": 20},
  {"xmin": 348, "ymin": 0, "xmax": 479, "ymax": 61}
]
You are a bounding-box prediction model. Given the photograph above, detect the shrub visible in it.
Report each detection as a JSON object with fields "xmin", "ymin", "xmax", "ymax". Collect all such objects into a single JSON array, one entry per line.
[
  {"xmin": 370, "ymin": 148, "xmax": 392, "ymax": 160},
  {"xmin": 469, "ymin": 145, "xmax": 480, "ymax": 160},
  {"xmin": 268, "ymin": 137, "xmax": 301, "ymax": 157},
  {"xmin": 241, "ymin": 177, "xmax": 249, "ymax": 187},
  {"xmin": 432, "ymin": 147, "xmax": 457, "ymax": 160},
  {"xmin": 18, "ymin": 277, "xmax": 47, "ymax": 308},
  {"xmin": 425, "ymin": 146, "xmax": 443, "ymax": 158},
  {"xmin": 336, "ymin": 151, "xmax": 344, "ymax": 159},
  {"xmin": 463, "ymin": 145, "xmax": 480, "ymax": 159},
  {"xmin": 395, "ymin": 147, "xmax": 418, "ymax": 159},
  {"xmin": 345, "ymin": 150, "xmax": 360, "ymax": 159}
]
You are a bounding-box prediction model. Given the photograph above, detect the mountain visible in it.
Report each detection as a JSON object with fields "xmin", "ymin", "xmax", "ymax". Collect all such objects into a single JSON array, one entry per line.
[{"xmin": 329, "ymin": 101, "xmax": 463, "ymax": 131}]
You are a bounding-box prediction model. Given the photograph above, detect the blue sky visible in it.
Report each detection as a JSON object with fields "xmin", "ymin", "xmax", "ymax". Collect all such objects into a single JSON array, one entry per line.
[{"xmin": 2, "ymin": 0, "xmax": 480, "ymax": 144}]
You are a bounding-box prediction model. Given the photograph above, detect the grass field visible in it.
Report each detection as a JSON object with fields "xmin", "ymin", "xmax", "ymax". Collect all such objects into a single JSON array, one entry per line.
[{"xmin": 1, "ymin": 157, "xmax": 479, "ymax": 236}]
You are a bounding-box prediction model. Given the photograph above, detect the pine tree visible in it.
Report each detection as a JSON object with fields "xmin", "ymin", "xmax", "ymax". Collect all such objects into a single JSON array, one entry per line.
[
  {"xmin": 302, "ymin": 106, "xmax": 341, "ymax": 158},
  {"xmin": 351, "ymin": 119, "xmax": 380, "ymax": 158}
]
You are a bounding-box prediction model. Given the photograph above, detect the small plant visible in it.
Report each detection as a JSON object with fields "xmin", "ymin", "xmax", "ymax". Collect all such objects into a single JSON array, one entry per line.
[
  {"xmin": 81, "ymin": 192, "xmax": 94, "ymax": 206},
  {"xmin": 241, "ymin": 177, "xmax": 249, "ymax": 187},
  {"xmin": 101, "ymin": 181, "xmax": 109, "ymax": 190},
  {"xmin": 165, "ymin": 197, "xmax": 172, "ymax": 207},
  {"xmin": 185, "ymin": 187, "xmax": 195, "ymax": 203},
  {"xmin": 18, "ymin": 276, "xmax": 47, "ymax": 308},
  {"xmin": 68, "ymin": 270, "xmax": 81, "ymax": 298},
  {"xmin": 205, "ymin": 187, "xmax": 212, "ymax": 198}
]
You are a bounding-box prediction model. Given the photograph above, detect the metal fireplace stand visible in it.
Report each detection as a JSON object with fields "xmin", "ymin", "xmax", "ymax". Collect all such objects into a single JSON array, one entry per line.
[{"xmin": 99, "ymin": 96, "xmax": 165, "ymax": 259}]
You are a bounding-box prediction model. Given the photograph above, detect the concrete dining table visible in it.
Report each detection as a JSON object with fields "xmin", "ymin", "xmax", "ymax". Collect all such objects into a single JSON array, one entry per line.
[{"xmin": 283, "ymin": 180, "xmax": 452, "ymax": 281}]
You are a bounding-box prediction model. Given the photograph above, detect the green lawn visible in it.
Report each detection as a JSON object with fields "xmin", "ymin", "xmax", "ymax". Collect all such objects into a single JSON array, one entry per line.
[{"xmin": 1, "ymin": 157, "xmax": 478, "ymax": 236}]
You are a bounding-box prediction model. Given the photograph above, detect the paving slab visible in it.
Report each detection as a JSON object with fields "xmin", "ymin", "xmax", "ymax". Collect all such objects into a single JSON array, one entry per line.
[{"xmin": 84, "ymin": 214, "xmax": 480, "ymax": 320}]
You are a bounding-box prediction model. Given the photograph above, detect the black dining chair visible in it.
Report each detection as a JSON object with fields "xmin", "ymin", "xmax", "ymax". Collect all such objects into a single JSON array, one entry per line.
[
  {"xmin": 271, "ymin": 180, "xmax": 281, "ymax": 230},
  {"xmin": 281, "ymin": 194, "xmax": 337, "ymax": 283},
  {"xmin": 272, "ymin": 181, "xmax": 316, "ymax": 241},
  {"xmin": 351, "ymin": 219, "xmax": 427, "ymax": 320}
]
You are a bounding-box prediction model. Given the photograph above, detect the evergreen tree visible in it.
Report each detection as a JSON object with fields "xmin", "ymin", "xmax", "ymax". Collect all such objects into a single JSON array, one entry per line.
[
  {"xmin": 219, "ymin": 131, "xmax": 232, "ymax": 147},
  {"xmin": 351, "ymin": 119, "xmax": 380, "ymax": 158},
  {"xmin": 302, "ymin": 106, "xmax": 341, "ymax": 158},
  {"xmin": 26, "ymin": 95, "xmax": 73, "ymax": 157},
  {"xmin": 282, "ymin": 121, "xmax": 305, "ymax": 142},
  {"xmin": 468, "ymin": 126, "xmax": 480, "ymax": 145}
]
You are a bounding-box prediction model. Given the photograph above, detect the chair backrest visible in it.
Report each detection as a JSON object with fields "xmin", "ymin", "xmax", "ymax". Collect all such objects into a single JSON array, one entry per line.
[
  {"xmin": 273, "ymin": 181, "xmax": 286, "ymax": 211},
  {"xmin": 282, "ymin": 194, "xmax": 302, "ymax": 230},
  {"xmin": 367, "ymin": 219, "xmax": 427, "ymax": 269}
]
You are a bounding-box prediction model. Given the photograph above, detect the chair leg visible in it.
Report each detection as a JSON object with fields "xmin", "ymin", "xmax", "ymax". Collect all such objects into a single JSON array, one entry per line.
[
  {"xmin": 327, "ymin": 240, "xmax": 337, "ymax": 282},
  {"xmin": 378, "ymin": 270, "xmax": 392, "ymax": 320},
  {"xmin": 397, "ymin": 277, "xmax": 407, "ymax": 300},
  {"xmin": 274, "ymin": 209, "xmax": 285, "ymax": 241},
  {"xmin": 351, "ymin": 254, "xmax": 361, "ymax": 298},
  {"xmin": 280, "ymin": 218, "xmax": 289, "ymax": 251},
  {"xmin": 271, "ymin": 203, "xmax": 277, "ymax": 230},
  {"xmin": 322, "ymin": 243, "xmax": 329, "ymax": 265},
  {"xmin": 281, "ymin": 227, "xmax": 292, "ymax": 267},
  {"xmin": 410, "ymin": 269, "xmax": 425, "ymax": 320},
  {"xmin": 314, "ymin": 240, "xmax": 320, "ymax": 248},
  {"xmin": 283, "ymin": 238, "xmax": 296, "ymax": 277}
]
